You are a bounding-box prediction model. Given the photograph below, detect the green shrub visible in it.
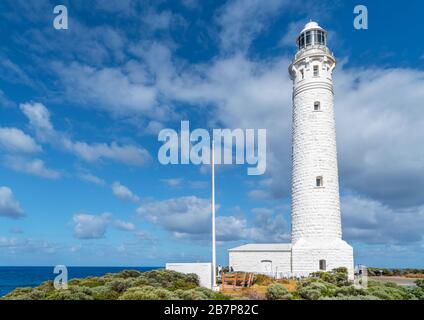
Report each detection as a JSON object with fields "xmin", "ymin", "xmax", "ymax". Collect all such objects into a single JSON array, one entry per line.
[
  {"xmin": 405, "ymin": 286, "xmax": 424, "ymax": 300},
  {"xmin": 47, "ymin": 287, "xmax": 94, "ymax": 300},
  {"xmin": 415, "ymin": 279, "xmax": 424, "ymax": 289},
  {"xmin": 118, "ymin": 286, "xmax": 179, "ymax": 300},
  {"xmin": 297, "ymin": 279, "xmax": 337, "ymax": 300},
  {"xmin": 266, "ymin": 284, "xmax": 291, "ymax": 300},
  {"xmin": 91, "ymin": 286, "xmax": 120, "ymax": 300},
  {"xmin": 74, "ymin": 277, "xmax": 107, "ymax": 288},
  {"xmin": 320, "ymin": 295, "xmax": 380, "ymax": 300},
  {"xmin": 367, "ymin": 282, "xmax": 412, "ymax": 300},
  {"xmin": 2, "ymin": 288, "xmax": 49, "ymax": 300},
  {"xmin": 107, "ymin": 278, "xmax": 133, "ymax": 293},
  {"xmin": 118, "ymin": 269, "xmax": 143, "ymax": 279},
  {"xmin": 310, "ymin": 267, "xmax": 349, "ymax": 287},
  {"xmin": 175, "ymin": 288, "xmax": 209, "ymax": 300},
  {"xmin": 132, "ymin": 270, "xmax": 199, "ymax": 290},
  {"xmin": 334, "ymin": 285, "xmax": 366, "ymax": 297}
]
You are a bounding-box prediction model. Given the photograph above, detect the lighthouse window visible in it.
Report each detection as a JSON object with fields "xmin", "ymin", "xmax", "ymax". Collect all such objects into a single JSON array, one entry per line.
[
  {"xmin": 316, "ymin": 176, "xmax": 323, "ymax": 187},
  {"xmin": 314, "ymin": 101, "xmax": 321, "ymax": 111},
  {"xmin": 298, "ymin": 33, "xmax": 305, "ymax": 49},
  {"xmin": 305, "ymin": 31, "xmax": 312, "ymax": 45},
  {"xmin": 313, "ymin": 65, "xmax": 319, "ymax": 77},
  {"xmin": 300, "ymin": 69, "xmax": 304, "ymax": 80},
  {"xmin": 319, "ymin": 260, "xmax": 327, "ymax": 271},
  {"xmin": 316, "ymin": 31, "xmax": 326, "ymax": 45}
]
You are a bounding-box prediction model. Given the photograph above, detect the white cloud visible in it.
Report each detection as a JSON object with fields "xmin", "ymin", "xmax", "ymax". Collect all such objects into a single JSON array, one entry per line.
[
  {"xmin": 136, "ymin": 196, "xmax": 289, "ymax": 242},
  {"xmin": 0, "ymin": 127, "xmax": 41, "ymax": 153},
  {"xmin": 137, "ymin": 196, "xmax": 212, "ymax": 235},
  {"xmin": 72, "ymin": 213, "xmax": 112, "ymax": 240},
  {"xmin": 341, "ymin": 195, "xmax": 424, "ymax": 245},
  {"xmin": 111, "ymin": 181, "xmax": 140, "ymax": 203},
  {"xmin": 113, "ymin": 220, "xmax": 136, "ymax": 231},
  {"xmin": 53, "ymin": 62, "xmax": 157, "ymax": 116},
  {"xmin": 145, "ymin": 120, "xmax": 165, "ymax": 135},
  {"xmin": 4, "ymin": 156, "xmax": 60, "ymax": 179},
  {"xmin": 216, "ymin": 0, "xmax": 290, "ymax": 52},
  {"xmin": 156, "ymin": 49, "xmax": 424, "ymax": 210},
  {"xmin": 20, "ymin": 102, "xmax": 55, "ymax": 141},
  {"xmin": 78, "ymin": 172, "xmax": 106, "ymax": 186},
  {"xmin": 20, "ymin": 102, "xmax": 151, "ymax": 166},
  {"xmin": 279, "ymin": 20, "xmax": 305, "ymax": 47},
  {"xmin": 0, "ymin": 236, "xmax": 58, "ymax": 254},
  {"xmin": 161, "ymin": 178, "xmax": 183, "ymax": 187},
  {"xmin": 335, "ymin": 68, "xmax": 424, "ymax": 207},
  {"xmin": 65, "ymin": 140, "xmax": 151, "ymax": 166},
  {"xmin": 0, "ymin": 186, "xmax": 25, "ymax": 219}
]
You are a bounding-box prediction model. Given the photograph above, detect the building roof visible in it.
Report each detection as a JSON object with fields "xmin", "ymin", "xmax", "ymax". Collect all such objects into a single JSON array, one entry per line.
[
  {"xmin": 228, "ymin": 243, "xmax": 292, "ymax": 252},
  {"xmin": 301, "ymin": 21, "xmax": 324, "ymax": 33}
]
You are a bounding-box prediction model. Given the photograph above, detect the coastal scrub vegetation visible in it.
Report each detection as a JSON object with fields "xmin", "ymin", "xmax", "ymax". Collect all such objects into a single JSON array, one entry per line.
[
  {"xmin": 2, "ymin": 268, "xmax": 424, "ymax": 300},
  {"xmin": 1, "ymin": 269, "xmax": 229, "ymax": 301}
]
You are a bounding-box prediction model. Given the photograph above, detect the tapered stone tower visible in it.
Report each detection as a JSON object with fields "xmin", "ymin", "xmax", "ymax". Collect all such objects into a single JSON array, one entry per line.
[{"xmin": 289, "ymin": 22, "xmax": 353, "ymax": 279}]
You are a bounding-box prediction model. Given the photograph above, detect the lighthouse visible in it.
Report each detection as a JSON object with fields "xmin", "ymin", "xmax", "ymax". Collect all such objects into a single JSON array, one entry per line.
[
  {"xmin": 289, "ymin": 21, "xmax": 353, "ymax": 279},
  {"xmin": 228, "ymin": 22, "xmax": 353, "ymax": 280}
]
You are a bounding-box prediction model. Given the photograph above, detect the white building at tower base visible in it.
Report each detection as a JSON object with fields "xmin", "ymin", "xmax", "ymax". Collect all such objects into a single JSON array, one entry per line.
[{"xmin": 229, "ymin": 241, "xmax": 353, "ymax": 279}]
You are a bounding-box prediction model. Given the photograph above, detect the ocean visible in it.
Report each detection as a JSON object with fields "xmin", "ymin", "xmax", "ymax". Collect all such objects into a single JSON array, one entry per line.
[{"xmin": 0, "ymin": 266, "xmax": 160, "ymax": 297}]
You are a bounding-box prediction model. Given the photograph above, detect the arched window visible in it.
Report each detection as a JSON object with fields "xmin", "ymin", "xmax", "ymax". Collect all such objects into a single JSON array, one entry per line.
[
  {"xmin": 319, "ymin": 260, "xmax": 326, "ymax": 271},
  {"xmin": 314, "ymin": 101, "xmax": 321, "ymax": 111},
  {"xmin": 316, "ymin": 176, "xmax": 323, "ymax": 187}
]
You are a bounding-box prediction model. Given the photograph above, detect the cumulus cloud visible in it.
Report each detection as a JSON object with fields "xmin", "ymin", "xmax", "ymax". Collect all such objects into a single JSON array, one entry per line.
[
  {"xmin": 72, "ymin": 211, "xmax": 137, "ymax": 239},
  {"xmin": 78, "ymin": 172, "xmax": 106, "ymax": 186},
  {"xmin": 335, "ymin": 68, "xmax": 424, "ymax": 208},
  {"xmin": 53, "ymin": 62, "xmax": 157, "ymax": 116},
  {"xmin": 20, "ymin": 102, "xmax": 151, "ymax": 166},
  {"xmin": 113, "ymin": 220, "xmax": 136, "ymax": 231},
  {"xmin": 20, "ymin": 102, "xmax": 55, "ymax": 142},
  {"xmin": 341, "ymin": 195, "xmax": 424, "ymax": 245},
  {"xmin": 72, "ymin": 213, "xmax": 112, "ymax": 240},
  {"xmin": 153, "ymin": 49, "xmax": 424, "ymax": 211},
  {"xmin": 216, "ymin": 0, "xmax": 290, "ymax": 52},
  {"xmin": 0, "ymin": 236, "xmax": 58, "ymax": 254},
  {"xmin": 4, "ymin": 156, "xmax": 60, "ymax": 179},
  {"xmin": 111, "ymin": 181, "xmax": 140, "ymax": 203},
  {"xmin": 0, "ymin": 186, "xmax": 25, "ymax": 219},
  {"xmin": 0, "ymin": 127, "xmax": 41, "ymax": 153},
  {"xmin": 136, "ymin": 196, "xmax": 289, "ymax": 242},
  {"xmin": 137, "ymin": 196, "xmax": 212, "ymax": 235}
]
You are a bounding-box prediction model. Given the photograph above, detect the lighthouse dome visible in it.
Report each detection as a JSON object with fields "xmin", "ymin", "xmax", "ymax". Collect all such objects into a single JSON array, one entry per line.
[
  {"xmin": 301, "ymin": 21, "xmax": 324, "ymax": 33},
  {"xmin": 297, "ymin": 21, "xmax": 327, "ymax": 50}
]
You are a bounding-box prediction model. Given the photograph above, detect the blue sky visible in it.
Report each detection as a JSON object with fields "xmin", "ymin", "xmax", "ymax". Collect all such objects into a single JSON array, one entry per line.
[{"xmin": 0, "ymin": 0, "xmax": 423, "ymax": 268}]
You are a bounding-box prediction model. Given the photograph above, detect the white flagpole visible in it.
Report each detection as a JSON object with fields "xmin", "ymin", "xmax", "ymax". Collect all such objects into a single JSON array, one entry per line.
[{"xmin": 211, "ymin": 139, "xmax": 217, "ymax": 290}]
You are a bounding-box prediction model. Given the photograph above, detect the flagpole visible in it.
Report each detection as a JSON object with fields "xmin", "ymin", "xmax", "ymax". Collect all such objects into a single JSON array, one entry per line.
[{"xmin": 211, "ymin": 139, "xmax": 217, "ymax": 290}]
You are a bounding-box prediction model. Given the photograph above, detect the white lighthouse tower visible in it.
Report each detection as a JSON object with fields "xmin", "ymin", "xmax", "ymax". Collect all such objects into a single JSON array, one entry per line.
[
  {"xmin": 289, "ymin": 21, "xmax": 353, "ymax": 279},
  {"xmin": 228, "ymin": 22, "xmax": 353, "ymax": 279}
]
